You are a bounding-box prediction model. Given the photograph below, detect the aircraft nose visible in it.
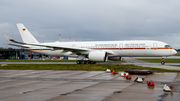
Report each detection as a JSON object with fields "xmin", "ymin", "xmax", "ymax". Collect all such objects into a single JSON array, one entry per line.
[{"xmin": 172, "ymin": 49, "xmax": 177, "ymax": 55}]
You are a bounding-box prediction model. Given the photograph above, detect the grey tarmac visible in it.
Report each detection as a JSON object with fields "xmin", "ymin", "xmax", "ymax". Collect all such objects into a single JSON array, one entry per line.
[{"xmin": 0, "ymin": 70, "xmax": 180, "ymax": 101}]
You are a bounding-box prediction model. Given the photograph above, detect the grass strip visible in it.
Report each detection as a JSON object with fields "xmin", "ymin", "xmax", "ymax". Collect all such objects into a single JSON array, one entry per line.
[
  {"xmin": 0, "ymin": 64, "xmax": 179, "ymax": 72},
  {"xmin": 0, "ymin": 59, "xmax": 126, "ymax": 62},
  {"xmin": 0, "ymin": 60, "xmax": 77, "ymax": 62},
  {"xmin": 137, "ymin": 59, "xmax": 180, "ymax": 63},
  {"xmin": 174, "ymin": 53, "xmax": 180, "ymax": 56}
]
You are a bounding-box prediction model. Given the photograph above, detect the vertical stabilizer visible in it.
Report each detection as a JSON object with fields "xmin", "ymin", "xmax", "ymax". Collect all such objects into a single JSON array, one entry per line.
[{"xmin": 17, "ymin": 23, "xmax": 39, "ymax": 43}]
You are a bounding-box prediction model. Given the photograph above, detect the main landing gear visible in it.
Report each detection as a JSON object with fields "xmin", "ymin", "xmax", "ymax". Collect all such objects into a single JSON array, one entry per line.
[
  {"xmin": 76, "ymin": 60, "xmax": 96, "ymax": 64},
  {"xmin": 161, "ymin": 58, "xmax": 165, "ymax": 65}
]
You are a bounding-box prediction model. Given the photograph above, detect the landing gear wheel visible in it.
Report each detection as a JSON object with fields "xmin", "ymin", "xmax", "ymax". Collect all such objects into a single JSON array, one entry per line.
[
  {"xmin": 92, "ymin": 62, "xmax": 96, "ymax": 64},
  {"xmin": 77, "ymin": 60, "xmax": 97, "ymax": 64},
  {"xmin": 76, "ymin": 60, "xmax": 81, "ymax": 64},
  {"xmin": 87, "ymin": 60, "xmax": 91, "ymax": 64},
  {"xmin": 87, "ymin": 60, "xmax": 96, "ymax": 64},
  {"xmin": 84, "ymin": 61, "xmax": 87, "ymax": 64},
  {"xmin": 81, "ymin": 60, "xmax": 87, "ymax": 64},
  {"xmin": 161, "ymin": 61, "xmax": 165, "ymax": 65},
  {"xmin": 77, "ymin": 60, "xmax": 87, "ymax": 64}
]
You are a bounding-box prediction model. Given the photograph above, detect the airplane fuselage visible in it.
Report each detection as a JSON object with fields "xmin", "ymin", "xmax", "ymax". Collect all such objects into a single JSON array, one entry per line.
[{"xmin": 27, "ymin": 40, "xmax": 177, "ymax": 58}]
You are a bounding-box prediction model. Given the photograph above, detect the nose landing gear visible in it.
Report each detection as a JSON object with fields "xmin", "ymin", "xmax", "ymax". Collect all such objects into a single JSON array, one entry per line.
[{"xmin": 161, "ymin": 58, "xmax": 165, "ymax": 65}]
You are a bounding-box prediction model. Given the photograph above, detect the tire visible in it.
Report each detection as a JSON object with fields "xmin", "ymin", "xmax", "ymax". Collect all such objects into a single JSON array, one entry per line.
[
  {"xmin": 76, "ymin": 60, "xmax": 81, "ymax": 64},
  {"xmin": 84, "ymin": 61, "xmax": 87, "ymax": 64},
  {"xmin": 161, "ymin": 61, "xmax": 165, "ymax": 65},
  {"xmin": 91, "ymin": 62, "xmax": 96, "ymax": 64},
  {"xmin": 87, "ymin": 60, "xmax": 96, "ymax": 64},
  {"xmin": 87, "ymin": 60, "xmax": 91, "ymax": 64},
  {"xmin": 81, "ymin": 60, "xmax": 85, "ymax": 64}
]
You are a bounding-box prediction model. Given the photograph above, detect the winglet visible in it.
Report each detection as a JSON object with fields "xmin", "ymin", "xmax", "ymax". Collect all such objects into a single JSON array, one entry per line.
[
  {"xmin": 4, "ymin": 34, "xmax": 12, "ymax": 40},
  {"xmin": 4, "ymin": 34, "xmax": 25, "ymax": 44}
]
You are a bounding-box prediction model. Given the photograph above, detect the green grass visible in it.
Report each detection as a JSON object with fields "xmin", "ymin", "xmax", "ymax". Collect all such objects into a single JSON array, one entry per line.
[
  {"xmin": 0, "ymin": 64, "xmax": 179, "ymax": 72},
  {"xmin": 0, "ymin": 59, "xmax": 6, "ymax": 62},
  {"xmin": 137, "ymin": 59, "xmax": 180, "ymax": 63},
  {"xmin": 107, "ymin": 60, "xmax": 126, "ymax": 62},
  {"xmin": 0, "ymin": 59, "xmax": 77, "ymax": 62},
  {"xmin": 174, "ymin": 54, "xmax": 180, "ymax": 56},
  {"xmin": 174, "ymin": 52, "xmax": 180, "ymax": 56},
  {"xmin": 0, "ymin": 59, "xmax": 126, "ymax": 62}
]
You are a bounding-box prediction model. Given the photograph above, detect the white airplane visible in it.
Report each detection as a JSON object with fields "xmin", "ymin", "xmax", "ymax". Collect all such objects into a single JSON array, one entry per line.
[{"xmin": 5, "ymin": 23, "xmax": 177, "ymax": 64}]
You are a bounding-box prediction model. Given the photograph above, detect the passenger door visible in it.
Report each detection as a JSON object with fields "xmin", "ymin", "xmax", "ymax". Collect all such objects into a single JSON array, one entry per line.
[
  {"xmin": 153, "ymin": 43, "xmax": 157, "ymax": 50},
  {"xmin": 119, "ymin": 44, "xmax": 123, "ymax": 50}
]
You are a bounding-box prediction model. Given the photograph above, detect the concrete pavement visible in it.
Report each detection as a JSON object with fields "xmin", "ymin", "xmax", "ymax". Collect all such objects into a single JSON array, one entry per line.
[{"xmin": 0, "ymin": 70, "xmax": 180, "ymax": 101}]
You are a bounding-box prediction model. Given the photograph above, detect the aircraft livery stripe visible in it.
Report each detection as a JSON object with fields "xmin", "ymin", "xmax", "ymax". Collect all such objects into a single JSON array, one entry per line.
[{"xmin": 28, "ymin": 48, "xmax": 174, "ymax": 51}]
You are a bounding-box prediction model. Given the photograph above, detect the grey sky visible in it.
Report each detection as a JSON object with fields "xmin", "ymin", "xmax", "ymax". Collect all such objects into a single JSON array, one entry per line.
[{"xmin": 0, "ymin": 0, "xmax": 180, "ymax": 48}]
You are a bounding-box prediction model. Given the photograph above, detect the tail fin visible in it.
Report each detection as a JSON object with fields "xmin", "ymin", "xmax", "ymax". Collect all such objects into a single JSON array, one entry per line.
[{"xmin": 17, "ymin": 23, "xmax": 39, "ymax": 43}]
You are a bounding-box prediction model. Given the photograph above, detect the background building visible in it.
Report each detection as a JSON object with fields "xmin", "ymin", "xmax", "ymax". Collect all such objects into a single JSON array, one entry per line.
[
  {"xmin": 0, "ymin": 48, "xmax": 73, "ymax": 60},
  {"xmin": 0, "ymin": 49, "xmax": 49, "ymax": 59}
]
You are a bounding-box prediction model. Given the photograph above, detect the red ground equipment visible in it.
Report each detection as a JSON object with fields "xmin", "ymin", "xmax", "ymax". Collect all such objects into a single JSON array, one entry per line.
[
  {"xmin": 112, "ymin": 70, "xmax": 117, "ymax": 74},
  {"xmin": 125, "ymin": 75, "xmax": 132, "ymax": 79},
  {"xmin": 147, "ymin": 80, "xmax": 155, "ymax": 86}
]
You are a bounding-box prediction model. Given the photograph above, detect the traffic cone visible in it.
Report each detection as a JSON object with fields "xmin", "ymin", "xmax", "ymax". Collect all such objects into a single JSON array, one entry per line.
[
  {"xmin": 147, "ymin": 80, "xmax": 150, "ymax": 84},
  {"xmin": 112, "ymin": 70, "xmax": 116, "ymax": 74},
  {"xmin": 147, "ymin": 80, "xmax": 155, "ymax": 86},
  {"xmin": 126, "ymin": 75, "xmax": 132, "ymax": 79},
  {"xmin": 149, "ymin": 81, "xmax": 155, "ymax": 86}
]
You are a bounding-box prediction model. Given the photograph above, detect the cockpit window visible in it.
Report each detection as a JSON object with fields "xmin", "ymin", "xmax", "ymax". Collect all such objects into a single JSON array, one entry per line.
[{"xmin": 165, "ymin": 45, "xmax": 172, "ymax": 48}]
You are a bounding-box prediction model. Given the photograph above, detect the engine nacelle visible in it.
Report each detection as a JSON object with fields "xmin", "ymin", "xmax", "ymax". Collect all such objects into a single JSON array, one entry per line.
[
  {"xmin": 108, "ymin": 57, "xmax": 121, "ymax": 61},
  {"xmin": 88, "ymin": 51, "xmax": 108, "ymax": 62}
]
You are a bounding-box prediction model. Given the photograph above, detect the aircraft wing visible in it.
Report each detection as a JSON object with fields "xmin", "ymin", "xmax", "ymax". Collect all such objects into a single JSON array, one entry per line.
[
  {"xmin": 4, "ymin": 34, "xmax": 114, "ymax": 55},
  {"xmin": 6, "ymin": 43, "xmax": 30, "ymax": 48},
  {"xmin": 4, "ymin": 34, "xmax": 90, "ymax": 53}
]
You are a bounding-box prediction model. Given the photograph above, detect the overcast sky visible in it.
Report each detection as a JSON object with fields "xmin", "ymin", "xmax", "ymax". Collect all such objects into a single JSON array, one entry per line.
[{"xmin": 0, "ymin": 0, "xmax": 180, "ymax": 48}]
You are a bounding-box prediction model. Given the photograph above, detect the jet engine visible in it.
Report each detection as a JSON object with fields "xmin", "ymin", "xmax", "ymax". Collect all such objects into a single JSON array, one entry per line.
[
  {"xmin": 88, "ymin": 51, "xmax": 108, "ymax": 62},
  {"xmin": 108, "ymin": 57, "xmax": 121, "ymax": 61}
]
